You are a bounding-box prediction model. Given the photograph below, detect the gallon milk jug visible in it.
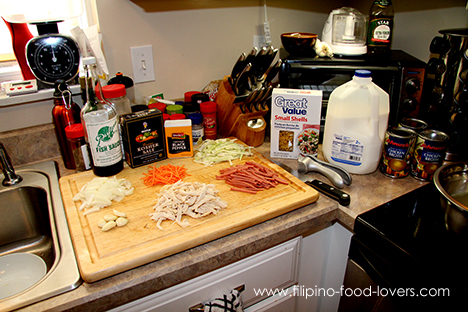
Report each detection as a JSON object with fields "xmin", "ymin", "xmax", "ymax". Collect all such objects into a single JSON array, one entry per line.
[{"xmin": 322, "ymin": 70, "xmax": 389, "ymax": 174}]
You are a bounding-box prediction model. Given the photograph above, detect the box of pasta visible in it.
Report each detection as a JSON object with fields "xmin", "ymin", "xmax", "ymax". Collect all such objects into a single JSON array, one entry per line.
[{"xmin": 270, "ymin": 88, "xmax": 323, "ymax": 159}]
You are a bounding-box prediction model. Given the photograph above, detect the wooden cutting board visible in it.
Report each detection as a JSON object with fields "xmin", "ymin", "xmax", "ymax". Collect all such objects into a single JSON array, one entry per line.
[{"xmin": 59, "ymin": 146, "xmax": 319, "ymax": 283}]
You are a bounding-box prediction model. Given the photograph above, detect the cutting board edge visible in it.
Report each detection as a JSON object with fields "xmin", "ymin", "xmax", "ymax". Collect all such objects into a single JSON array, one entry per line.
[
  {"xmin": 75, "ymin": 188, "xmax": 318, "ymax": 283},
  {"xmin": 59, "ymin": 142, "xmax": 321, "ymax": 283}
]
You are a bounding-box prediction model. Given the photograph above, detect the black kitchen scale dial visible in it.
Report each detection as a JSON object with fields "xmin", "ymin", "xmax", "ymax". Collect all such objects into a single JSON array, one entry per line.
[{"xmin": 26, "ymin": 34, "xmax": 80, "ymax": 84}]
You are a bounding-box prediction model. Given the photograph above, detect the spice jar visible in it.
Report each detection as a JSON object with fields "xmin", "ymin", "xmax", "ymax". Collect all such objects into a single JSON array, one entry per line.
[
  {"xmin": 188, "ymin": 113, "xmax": 204, "ymax": 144},
  {"xmin": 96, "ymin": 84, "xmax": 132, "ymax": 116},
  {"xmin": 65, "ymin": 123, "xmax": 92, "ymax": 172},
  {"xmin": 148, "ymin": 101, "xmax": 166, "ymax": 113},
  {"xmin": 169, "ymin": 113, "xmax": 186, "ymax": 120},
  {"xmin": 200, "ymin": 101, "xmax": 217, "ymax": 140},
  {"xmin": 166, "ymin": 104, "xmax": 184, "ymax": 115},
  {"xmin": 107, "ymin": 72, "xmax": 135, "ymax": 103}
]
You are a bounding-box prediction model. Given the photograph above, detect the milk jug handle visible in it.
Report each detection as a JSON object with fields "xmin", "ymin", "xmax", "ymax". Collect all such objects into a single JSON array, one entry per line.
[
  {"xmin": 367, "ymin": 86, "xmax": 381, "ymax": 142},
  {"xmin": 369, "ymin": 86, "xmax": 380, "ymax": 122}
]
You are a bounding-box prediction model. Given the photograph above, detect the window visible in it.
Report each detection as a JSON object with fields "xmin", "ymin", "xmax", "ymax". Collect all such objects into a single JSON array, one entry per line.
[{"xmin": 0, "ymin": 0, "xmax": 97, "ymax": 82}]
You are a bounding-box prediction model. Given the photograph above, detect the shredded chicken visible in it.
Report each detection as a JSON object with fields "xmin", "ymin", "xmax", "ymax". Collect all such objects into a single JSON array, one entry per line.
[{"xmin": 150, "ymin": 181, "xmax": 228, "ymax": 230}]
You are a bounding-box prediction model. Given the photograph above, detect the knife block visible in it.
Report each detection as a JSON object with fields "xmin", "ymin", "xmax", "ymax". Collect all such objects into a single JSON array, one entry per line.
[
  {"xmin": 229, "ymin": 112, "xmax": 267, "ymax": 147},
  {"xmin": 215, "ymin": 76, "xmax": 237, "ymax": 137},
  {"xmin": 215, "ymin": 76, "xmax": 269, "ymax": 146}
]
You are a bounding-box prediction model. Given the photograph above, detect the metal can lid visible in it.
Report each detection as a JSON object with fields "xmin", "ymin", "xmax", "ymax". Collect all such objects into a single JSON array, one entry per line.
[
  {"xmin": 388, "ymin": 127, "xmax": 418, "ymax": 138},
  {"xmin": 399, "ymin": 118, "xmax": 428, "ymax": 132},
  {"xmin": 419, "ymin": 129, "xmax": 449, "ymax": 142}
]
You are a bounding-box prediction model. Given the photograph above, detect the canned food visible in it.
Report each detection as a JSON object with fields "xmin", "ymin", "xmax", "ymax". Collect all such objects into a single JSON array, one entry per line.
[
  {"xmin": 380, "ymin": 127, "xmax": 417, "ymax": 178},
  {"xmin": 399, "ymin": 118, "xmax": 428, "ymax": 133},
  {"xmin": 411, "ymin": 129, "xmax": 449, "ymax": 181}
]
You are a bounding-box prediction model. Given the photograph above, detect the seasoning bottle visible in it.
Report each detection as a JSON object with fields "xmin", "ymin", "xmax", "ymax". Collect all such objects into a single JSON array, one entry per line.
[
  {"xmin": 367, "ymin": 0, "xmax": 394, "ymax": 55},
  {"xmin": 166, "ymin": 104, "xmax": 184, "ymax": 115},
  {"xmin": 148, "ymin": 101, "xmax": 166, "ymax": 113},
  {"xmin": 107, "ymin": 72, "xmax": 135, "ymax": 103},
  {"xmin": 188, "ymin": 113, "xmax": 204, "ymax": 144},
  {"xmin": 185, "ymin": 93, "xmax": 208, "ymax": 117},
  {"xmin": 65, "ymin": 123, "xmax": 92, "ymax": 172},
  {"xmin": 99, "ymin": 84, "xmax": 132, "ymax": 116},
  {"xmin": 52, "ymin": 80, "xmax": 81, "ymax": 170},
  {"xmin": 200, "ymin": 101, "xmax": 217, "ymax": 140},
  {"xmin": 80, "ymin": 56, "xmax": 124, "ymax": 177},
  {"xmin": 165, "ymin": 119, "xmax": 193, "ymax": 158},
  {"xmin": 169, "ymin": 113, "xmax": 186, "ymax": 120}
]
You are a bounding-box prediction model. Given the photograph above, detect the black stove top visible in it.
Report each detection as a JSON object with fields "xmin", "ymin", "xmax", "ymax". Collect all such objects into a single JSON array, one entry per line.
[{"xmin": 353, "ymin": 182, "xmax": 468, "ymax": 310}]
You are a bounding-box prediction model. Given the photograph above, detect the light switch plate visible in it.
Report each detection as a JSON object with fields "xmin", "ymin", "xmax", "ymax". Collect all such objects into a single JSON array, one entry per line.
[{"xmin": 131, "ymin": 45, "xmax": 156, "ymax": 84}]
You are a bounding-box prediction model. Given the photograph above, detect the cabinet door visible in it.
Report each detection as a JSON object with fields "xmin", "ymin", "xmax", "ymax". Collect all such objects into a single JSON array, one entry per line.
[
  {"xmin": 109, "ymin": 237, "xmax": 301, "ymax": 312},
  {"xmin": 296, "ymin": 223, "xmax": 352, "ymax": 312},
  {"xmin": 245, "ymin": 285, "xmax": 296, "ymax": 312}
]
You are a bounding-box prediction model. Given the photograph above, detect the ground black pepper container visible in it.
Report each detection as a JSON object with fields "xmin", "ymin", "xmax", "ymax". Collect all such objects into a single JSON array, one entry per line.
[{"xmin": 52, "ymin": 80, "xmax": 81, "ymax": 169}]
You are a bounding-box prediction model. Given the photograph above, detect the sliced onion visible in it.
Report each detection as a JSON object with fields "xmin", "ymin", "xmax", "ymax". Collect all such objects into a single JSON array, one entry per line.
[{"xmin": 73, "ymin": 176, "xmax": 134, "ymax": 214}]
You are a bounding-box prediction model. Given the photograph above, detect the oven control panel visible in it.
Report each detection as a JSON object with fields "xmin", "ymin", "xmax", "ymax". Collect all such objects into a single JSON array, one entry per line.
[{"xmin": 399, "ymin": 67, "xmax": 426, "ymax": 119}]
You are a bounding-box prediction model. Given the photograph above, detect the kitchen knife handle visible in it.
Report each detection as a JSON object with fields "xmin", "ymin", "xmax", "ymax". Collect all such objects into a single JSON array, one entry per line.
[{"xmin": 306, "ymin": 180, "xmax": 351, "ymax": 206}]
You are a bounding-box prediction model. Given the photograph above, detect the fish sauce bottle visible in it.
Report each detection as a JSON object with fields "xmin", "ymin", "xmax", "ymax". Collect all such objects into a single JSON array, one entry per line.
[
  {"xmin": 367, "ymin": 0, "xmax": 394, "ymax": 55},
  {"xmin": 80, "ymin": 56, "xmax": 123, "ymax": 176}
]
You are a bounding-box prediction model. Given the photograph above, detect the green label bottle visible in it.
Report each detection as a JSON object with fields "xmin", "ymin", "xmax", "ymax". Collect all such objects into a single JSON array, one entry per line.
[
  {"xmin": 367, "ymin": 0, "xmax": 394, "ymax": 55},
  {"xmin": 81, "ymin": 56, "xmax": 124, "ymax": 177}
]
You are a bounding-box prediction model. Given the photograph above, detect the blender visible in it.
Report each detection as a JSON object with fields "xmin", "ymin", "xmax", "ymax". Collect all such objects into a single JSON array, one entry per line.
[{"xmin": 322, "ymin": 7, "xmax": 367, "ymax": 56}]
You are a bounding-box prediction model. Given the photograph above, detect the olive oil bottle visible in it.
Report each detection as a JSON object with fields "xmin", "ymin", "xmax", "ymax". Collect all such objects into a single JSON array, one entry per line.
[
  {"xmin": 80, "ymin": 56, "xmax": 123, "ymax": 176},
  {"xmin": 367, "ymin": 0, "xmax": 394, "ymax": 55}
]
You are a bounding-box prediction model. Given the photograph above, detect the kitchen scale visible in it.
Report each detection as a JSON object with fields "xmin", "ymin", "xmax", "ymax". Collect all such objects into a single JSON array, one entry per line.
[
  {"xmin": 25, "ymin": 21, "xmax": 81, "ymax": 85},
  {"xmin": 0, "ymin": 1, "xmax": 83, "ymax": 86}
]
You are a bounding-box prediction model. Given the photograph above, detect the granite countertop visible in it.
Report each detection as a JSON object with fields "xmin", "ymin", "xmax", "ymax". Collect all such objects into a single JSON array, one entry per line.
[{"xmin": 19, "ymin": 142, "xmax": 427, "ymax": 312}]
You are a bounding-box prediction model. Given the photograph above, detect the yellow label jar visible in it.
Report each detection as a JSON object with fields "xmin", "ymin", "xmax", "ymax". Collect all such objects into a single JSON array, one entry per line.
[{"xmin": 164, "ymin": 119, "xmax": 193, "ymax": 158}]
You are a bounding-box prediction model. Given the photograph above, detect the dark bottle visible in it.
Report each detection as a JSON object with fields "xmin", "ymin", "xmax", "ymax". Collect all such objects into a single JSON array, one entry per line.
[
  {"xmin": 107, "ymin": 72, "xmax": 135, "ymax": 103},
  {"xmin": 81, "ymin": 56, "xmax": 124, "ymax": 177},
  {"xmin": 52, "ymin": 80, "xmax": 81, "ymax": 170},
  {"xmin": 367, "ymin": 0, "xmax": 394, "ymax": 55}
]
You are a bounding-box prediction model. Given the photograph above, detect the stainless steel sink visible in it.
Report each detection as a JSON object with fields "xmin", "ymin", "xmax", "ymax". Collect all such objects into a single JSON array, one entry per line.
[{"xmin": 0, "ymin": 161, "xmax": 81, "ymax": 311}]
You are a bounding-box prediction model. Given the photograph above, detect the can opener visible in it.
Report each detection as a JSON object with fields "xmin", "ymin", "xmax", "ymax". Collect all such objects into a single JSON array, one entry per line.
[{"xmin": 297, "ymin": 155, "xmax": 352, "ymax": 189}]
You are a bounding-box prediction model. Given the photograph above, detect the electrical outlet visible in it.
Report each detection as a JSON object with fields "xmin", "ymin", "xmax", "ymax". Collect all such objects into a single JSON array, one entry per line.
[
  {"xmin": 253, "ymin": 35, "xmax": 267, "ymax": 49},
  {"xmin": 131, "ymin": 45, "xmax": 155, "ymax": 84}
]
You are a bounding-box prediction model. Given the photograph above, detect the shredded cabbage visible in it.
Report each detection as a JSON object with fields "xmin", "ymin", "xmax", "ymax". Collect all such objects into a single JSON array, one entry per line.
[{"xmin": 194, "ymin": 138, "xmax": 253, "ymax": 166}]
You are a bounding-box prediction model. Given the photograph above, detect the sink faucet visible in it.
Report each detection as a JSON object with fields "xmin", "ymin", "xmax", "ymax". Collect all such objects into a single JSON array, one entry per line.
[{"xmin": 0, "ymin": 142, "xmax": 22, "ymax": 186}]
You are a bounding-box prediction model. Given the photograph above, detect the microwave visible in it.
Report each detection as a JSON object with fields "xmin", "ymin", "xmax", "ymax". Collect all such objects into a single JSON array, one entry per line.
[{"xmin": 279, "ymin": 49, "xmax": 427, "ymax": 133}]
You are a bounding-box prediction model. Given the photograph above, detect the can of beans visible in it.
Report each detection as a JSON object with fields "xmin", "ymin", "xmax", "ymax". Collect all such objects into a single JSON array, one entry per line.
[
  {"xmin": 380, "ymin": 127, "xmax": 417, "ymax": 178},
  {"xmin": 399, "ymin": 118, "xmax": 428, "ymax": 133},
  {"xmin": 411, "ymin": 129, "xmax": 449, "ymax": 181}
]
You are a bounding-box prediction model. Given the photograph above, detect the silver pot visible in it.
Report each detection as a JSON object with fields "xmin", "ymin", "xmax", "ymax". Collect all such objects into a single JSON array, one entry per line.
[{"xmin": 434, "ymin": 161, "xmax": 468, "ymax": 236}]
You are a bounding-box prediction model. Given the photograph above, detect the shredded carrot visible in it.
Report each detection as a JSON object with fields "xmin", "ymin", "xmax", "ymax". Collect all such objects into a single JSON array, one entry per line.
[{"xmin": 141, "ymin": 163, "xmax": 189, "ymax": 186}]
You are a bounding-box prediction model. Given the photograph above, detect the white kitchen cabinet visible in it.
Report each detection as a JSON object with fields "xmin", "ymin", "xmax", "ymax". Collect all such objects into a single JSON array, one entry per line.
[
  {"xmin": 109, "ymin": 222, "xmax": 352, "ymax": 312},
  {"xmin": 296, "ymin": 222, "xmax": 353, "ymax": 312},
  {"xmin": 244, "ymin": 285, "xmax": 296, "ymax": 312},
  {"xmin": 109, "ymin": 237, "xmax": 301, "ymax": 312}
]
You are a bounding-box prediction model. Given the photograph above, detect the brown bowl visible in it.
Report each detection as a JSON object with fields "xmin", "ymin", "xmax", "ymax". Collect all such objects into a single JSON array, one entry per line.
[{"xmin": 281, "ymin": 32, "xmax": 317, "ymax": 56}]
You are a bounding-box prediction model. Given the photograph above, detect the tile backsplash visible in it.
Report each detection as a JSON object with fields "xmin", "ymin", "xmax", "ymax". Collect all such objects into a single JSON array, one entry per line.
[{"xmin": 0, "ymin": 123, "xmax": 61, "ymax": 166}]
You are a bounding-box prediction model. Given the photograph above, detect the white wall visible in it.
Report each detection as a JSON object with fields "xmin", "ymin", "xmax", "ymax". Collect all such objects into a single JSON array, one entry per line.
[
  {"xmin": 393, "ymin": 7, "xmax": 468, "ymax": 61},
  {"xmin": 96, "ymin": 1, "xmax": 468, "ymax": 103},
  {"xmin": 96, "ymin": 1, "xmax": 328, "ymax": 103}
]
